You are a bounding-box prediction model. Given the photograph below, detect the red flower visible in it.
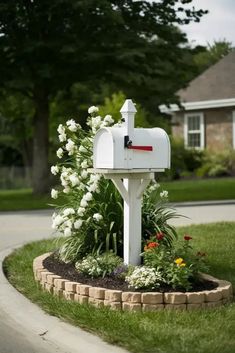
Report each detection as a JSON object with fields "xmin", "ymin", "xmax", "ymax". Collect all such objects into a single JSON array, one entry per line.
[
  {"xmin": 148, "ymin": 242, "xmax": 159, "ymax": 249},
  {"xmin": 156, "ymin": 232, "xmax": 164, "ymax": 241},
  {"xmin": 184, "ymin": 235, "xmax": 192, "ymax": 241}
]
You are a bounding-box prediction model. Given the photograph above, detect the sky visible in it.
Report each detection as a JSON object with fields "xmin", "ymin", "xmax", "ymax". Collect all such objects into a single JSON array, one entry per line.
[{"xmin": 179, "ymin": 0, "xmax": 235, "ymax": 47}]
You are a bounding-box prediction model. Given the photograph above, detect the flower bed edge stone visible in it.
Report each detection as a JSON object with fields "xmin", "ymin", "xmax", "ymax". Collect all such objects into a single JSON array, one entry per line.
[{"xmin": 33, "ymin": 253, "xmax": 233, "ymax": 312}]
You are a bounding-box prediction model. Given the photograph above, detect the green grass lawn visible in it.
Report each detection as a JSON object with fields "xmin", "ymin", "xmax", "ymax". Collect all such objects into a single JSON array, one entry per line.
[
  {"xmin": 0, "ymin": 177, "xmax": 235, "ymax": 211},
  {"xmin": 3, "ymin": 222, "xmax": 235, "ymax": 353},
  {"xmin": 161, "ymin": 177, "xmax": 235, "ymax": 202}
]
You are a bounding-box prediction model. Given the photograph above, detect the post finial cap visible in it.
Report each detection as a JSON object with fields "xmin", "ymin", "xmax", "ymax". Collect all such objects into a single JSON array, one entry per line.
[{"xmin": 120, "ymin": 99, "xmax": 137, "ymax": 113}]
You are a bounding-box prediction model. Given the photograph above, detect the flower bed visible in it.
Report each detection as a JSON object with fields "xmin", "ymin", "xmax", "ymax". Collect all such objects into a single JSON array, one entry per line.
[{"xmin": 33, "ymin": 253, "xmax": 233, "ymax": 312}]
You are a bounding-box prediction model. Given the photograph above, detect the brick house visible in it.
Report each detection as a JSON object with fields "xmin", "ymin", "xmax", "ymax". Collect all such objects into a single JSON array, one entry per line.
[{"xmin": 159, "ymin": 51, "xmax": 235, "ymax": 150}]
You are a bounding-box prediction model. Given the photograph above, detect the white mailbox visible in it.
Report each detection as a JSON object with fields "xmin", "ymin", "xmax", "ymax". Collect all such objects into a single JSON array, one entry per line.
[
  {"xmin": 90, "ymin": 99, "xmax": 171, "ymax": 266},
  {"xmin": 93, "ymin": 100, "xmax": 170, "ymax": 171}
]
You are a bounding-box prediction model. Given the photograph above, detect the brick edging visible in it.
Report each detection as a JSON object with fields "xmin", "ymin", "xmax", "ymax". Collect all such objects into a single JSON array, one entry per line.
[{"xmin": 33, "ymin": 253, "xmax": 233, "ymax": 312}]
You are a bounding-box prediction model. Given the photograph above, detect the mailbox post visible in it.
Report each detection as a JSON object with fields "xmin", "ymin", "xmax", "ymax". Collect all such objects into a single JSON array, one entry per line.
[{"xmin": 91, "ymin": 99, "xmax": 170, "ymax": 265}]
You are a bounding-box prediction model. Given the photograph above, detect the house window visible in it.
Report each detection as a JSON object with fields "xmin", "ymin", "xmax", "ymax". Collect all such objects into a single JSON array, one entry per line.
[{"xmin": 184, "ymin": 113, "xmax": 205, "ymax": 149}]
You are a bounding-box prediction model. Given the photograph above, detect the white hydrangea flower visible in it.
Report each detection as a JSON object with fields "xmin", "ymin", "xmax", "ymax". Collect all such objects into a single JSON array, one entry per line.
[
  {"xmin": 84, "ymin": 192, "xmax": 92, "ymax": 201},
  {"xmin": 59, "ymin": 132, "xmax": 67, "ymax": 142},
  {"xmin": 51, "ymin": 188, "xmax": 58, "ymax": 199},
  {"xmin": 79, "ymin": 145, "xmax": 87, "ymax": 153},
  {"xmin": 52, "ymin": 214, "xmax": 64, "ymax": 229},
  {"xmin": 93, "ymin": 213, "xmax": 103, "ymax": 222},
  {"xmin": 56, "ymin": 148, "xmax": 64, "ymax": 159},
  {"xmin": 104, "ymin": 115, "xmax": 114, "ymax": 125},
  {"xmin": 89, "ymin": 174, "xmax": 101, "ymax": 183},
  {"xmin": 57, "ymin": 124, "xmax": 65, "ymax": 135},
  {"xmin": 81, "ymin": 160, "xmax": 88, "ymax": 169},
  {"xmin": 160, "ymin": 190, "xmax": 168, "ymax": 199},
  {"xmin": 65, "ymin": 139, "xmax": 76, "ymax": 154},
  {"xmin": 80, "ymin": 199, "xmax": 88, "ymax": 208},
  {"xmin": 77, "ymin": 207, "xmax": 85, "ymax": 216},
  {"xmin": 81, "ymin": 170, "xmax": 88, "ymax": 179},
  {"xmin": 87, "ymin": 183, "xmax": 99, "ymax": 193},
  {"xmin": 69, "ymin": 174, "xmax": 80, "ymax": 186},
  {"xmin": 64, "ymin": 227, "xmax": 72, "ymax": 237},
  {"xmin": 63, "ymin": 208, "xmax": 75, "ymax": 216},
  {"xmin": 88, "ymin": 106, "xmax": 99, "ymax": 114},
  {"xmin": 74, "ymin": 219, "xmax": 83, "ymax": 229},
  {"xmin": 63, "ymin": 187, "xmax": 70, "ymax": 194},
  {"xmin": 51, "ymin": 165, "xmax": 59, "ymax": 175},
  {"xmin": 66, "ymin": 119, "xmax": 80, "ymax": 132}
]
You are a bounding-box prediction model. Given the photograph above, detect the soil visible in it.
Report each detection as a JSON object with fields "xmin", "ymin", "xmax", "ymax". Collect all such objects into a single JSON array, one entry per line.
[{"xmin": 43, "ymin": 253, "xmax": 218, "ymax": 293}]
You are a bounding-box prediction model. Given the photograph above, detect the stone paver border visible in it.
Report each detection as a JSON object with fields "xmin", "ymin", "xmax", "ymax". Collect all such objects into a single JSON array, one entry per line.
[{"xmin": 33, "ymin": 253, "xmax": 233, "ymax": 312}]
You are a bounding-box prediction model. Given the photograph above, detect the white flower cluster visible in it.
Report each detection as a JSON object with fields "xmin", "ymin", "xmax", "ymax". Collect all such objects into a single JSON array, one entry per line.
[
  {"xmin": 50, "ymin": 107, "xmax": 116, "ymax": 238},
  {"xmin": 148, "ymin": 180, "xmax": 160, "ymax": 193},
  {"xmin": 52, "ymin": 207, "xmax": 84, "ymax": 237},
  {"xmin": 160, "ymin": 190, "xmax": 168, "ymax": 199},
  {"xmin": 125, "ymin": 266, "xmax": 163, "ymax": 289},
  {"xmin": 75, "ymin": 257, "xmax": 103, "ymax": 278}
]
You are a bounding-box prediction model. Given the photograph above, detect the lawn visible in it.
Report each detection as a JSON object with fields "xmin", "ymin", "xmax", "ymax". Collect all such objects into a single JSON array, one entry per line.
[
  {"xmin": 3, "ymin": 222, "xmax": 235, "ymax": 353},
  {"xmin": 161, "ymin": 177, "xmax": 235, "ymax": 202},
  {"xmin": 0, "ymin": 177, "xmax": 235, "ymax": 211}
]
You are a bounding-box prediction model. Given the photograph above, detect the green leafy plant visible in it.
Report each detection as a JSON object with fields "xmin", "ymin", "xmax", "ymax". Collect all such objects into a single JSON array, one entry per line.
[{"xmin": 75, "ymin": 252, "xmax": 122, "ymax": 278}]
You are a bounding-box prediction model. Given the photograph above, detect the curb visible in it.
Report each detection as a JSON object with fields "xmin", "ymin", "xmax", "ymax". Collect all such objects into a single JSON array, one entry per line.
[
  {"xmin": 170, "ymin": 200, "xmax": 235, "ymax": 208},
  {"xmin": 0, "ymin": 246, "xmax": 128, "ymax": 353}
]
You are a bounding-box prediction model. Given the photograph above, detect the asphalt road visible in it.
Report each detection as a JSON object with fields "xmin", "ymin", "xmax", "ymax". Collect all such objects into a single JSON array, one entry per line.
[{"xmin": 0, "ymin": 204, "xmax": 234, "ymax": 353}]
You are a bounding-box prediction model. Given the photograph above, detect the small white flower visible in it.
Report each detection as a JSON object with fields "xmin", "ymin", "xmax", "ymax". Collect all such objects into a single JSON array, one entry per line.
[
  {"xmin": 88, "ymin": 183, "xmax": 98, "ymax": 193},
  {"xmin": 79, "ymin": 145, "xmax": 87, "ymax": 153},
  {"xmin": 88, "ymin": 106, "xmax": 99, "ymax": 114},
  {"xmin": 104, "ymin": 115, "xmax": 114, "ymax": 124},
  {"xmin": 81, "ymin": 170, "xmax": 88, "ymax": 179},
  {"xmin": 57, "ymin": 124, "xmax": 65, "ymax": 135},
  {"xmin": 52, "ymin": 214, "xmax": 64, "ymax": 229},
  {"xmin": 51, "ymin": 165, "xmax": 59, "ymax": 175},
  {"xmin": 81, "ymin": 160, "xmax": 88, "ymax": 169},
  {"xmin": 59, "ymin": 132, "xmax": 67, "ymax": 142},
  {"xmin": 160, "ymin": 190, "xmax": 168, "ymax": 199},
  {"xmin": 84, "ymin": 192, "xmax": 92, "ymax": 201},
  {"xmin": 65, "ymin": 139, "xmax": 75, "ymax": 152},
  {"xmin": 63, "ymin": 187, "xmax": 70, "ymax": 194},
  {"xmin": 56, "ymin": 148, "xmax": 64, "ymax": 159},
  {"xmin": 77, "ymin": 207, "xmax": 85, "ymax": 216},
  {"xmin": 64, "ymin": 227, "xmax": 72, "ymax": 237},
  {"xmin": 63, "ymin": 208, "xmax": 75, "ymax": 216},
  {"xmin": 80, "ymin": 199, "xmax": 88, "ymax": 208},
  {"xmin": 51, "ymin": 188, "xmax": 58, "ymax": 199},
  {"xmin": 93, "ymin": 213, "xmax": 103, "ymax": 222},
  {"xmin": 74, "ymin": 219, "xmax": 83, "ymax": 229},
  {"xmin": 69, "ymin": 174, "xmax": 80, "ymax": 186}
]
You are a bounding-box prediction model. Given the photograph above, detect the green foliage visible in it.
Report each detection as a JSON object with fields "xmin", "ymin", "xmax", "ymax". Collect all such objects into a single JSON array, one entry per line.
[
  {"xmin": 194, "ymin": 40, "xmax": 233, "ymax": 74},
  {"xmin": 196, "ymin": 149, "xmax": 235, "ymax": 178},
  {"xmin": 162, "ymin": 138, "xmax": 204, "ymax": 180},
  {"xmin": 142, "ymin": 235, "xmax": 208, "ymax": 291},
  {"xmin": 75, "ymin": 252, "xmax": 122, "ymax": 278}
]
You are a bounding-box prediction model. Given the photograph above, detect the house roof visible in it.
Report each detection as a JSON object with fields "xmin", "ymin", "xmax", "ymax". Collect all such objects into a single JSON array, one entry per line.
[{"xmin": 178, "ymin": 50, "xmax": 235, "ymax": 102}]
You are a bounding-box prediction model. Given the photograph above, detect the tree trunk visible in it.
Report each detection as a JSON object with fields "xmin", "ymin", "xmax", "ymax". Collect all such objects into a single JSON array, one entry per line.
[{"xmin": 32, "ymin": 87, "xmax": 49, "ymax": 195}]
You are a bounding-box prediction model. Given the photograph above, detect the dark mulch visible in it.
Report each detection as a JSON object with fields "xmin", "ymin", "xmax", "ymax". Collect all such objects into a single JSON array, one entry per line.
[{"xmin": 43, "ymin": 253, "xmax": 217, "ymax": 293}]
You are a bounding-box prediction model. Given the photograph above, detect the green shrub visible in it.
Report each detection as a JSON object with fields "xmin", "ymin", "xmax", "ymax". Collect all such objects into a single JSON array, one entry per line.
[{"xmin": 196, "ymin": 149, "xmax": 235, "ymax": 178}]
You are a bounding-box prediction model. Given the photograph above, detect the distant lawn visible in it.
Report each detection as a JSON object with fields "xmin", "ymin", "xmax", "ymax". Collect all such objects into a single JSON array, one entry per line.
[
  {"xmin": 161, "ymin": 177, "xmax": 235, "ymax": 203},
  {"xmin": 0, "ymin": 177, "xmax": 235, "ymax": 211},
  {"xmin": 3, "ymin": 222, "xmax": 235, "ymax": 353},
  {"xmin": 0, "ymin": 188, "xmax": 55, "ymax": 211}
]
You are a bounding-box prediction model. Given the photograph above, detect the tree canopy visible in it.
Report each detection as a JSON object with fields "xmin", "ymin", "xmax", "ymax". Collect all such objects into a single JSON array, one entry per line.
[{"xmin": 0, "ymin": 0, "xmax": 207, "ymax": 193}]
